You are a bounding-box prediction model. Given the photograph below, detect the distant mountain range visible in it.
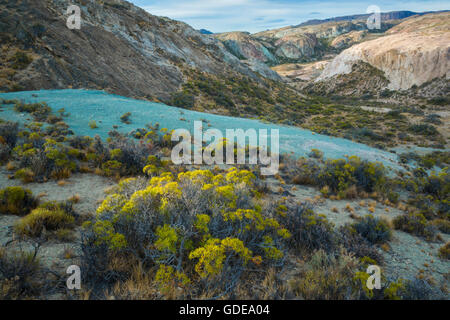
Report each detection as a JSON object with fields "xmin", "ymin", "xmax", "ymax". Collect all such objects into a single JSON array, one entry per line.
[
  {"xmin": 1, "ymin": 0, "xmax": 447, "ymax": 104},
  {"xmin": 295, "ymin": 10, "xmax": 450, "ymax": 27}
]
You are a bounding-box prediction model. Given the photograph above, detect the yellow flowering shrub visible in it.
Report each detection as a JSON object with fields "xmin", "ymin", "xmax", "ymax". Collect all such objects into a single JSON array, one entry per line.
[
  {"xmin": 189, "ymin": 237, "xmax": 252, "ymax": 278},
  {"xmin": 84, "ymin": 167, "xmax": 290, "ymax": 295},
  {"xmin": 155, "ymin": 225, "xmax": 178, "ymax": 253},
  {"xmin": 155, "ymin": 265, "xmax": 190, "ymax": 295}
]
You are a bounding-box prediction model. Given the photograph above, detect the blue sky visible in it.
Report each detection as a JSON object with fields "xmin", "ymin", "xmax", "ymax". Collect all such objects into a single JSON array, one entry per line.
[{"xmin": 129, "ymin": 0, "xmax": 449, "ymax": 33}]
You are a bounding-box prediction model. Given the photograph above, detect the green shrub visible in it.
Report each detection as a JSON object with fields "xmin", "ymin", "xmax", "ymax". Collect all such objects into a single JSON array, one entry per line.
[
  {"xmin": 318, "ymin": 156, "xmax": 386, "ymax": 196},
  {"xmin": 438, "ymin": 242, "xmax": 450, "ymax": 260},
  {"xmin": 408, "ymin": 123, "xmax": 439, "ymax": 136},
  {"xmin": 309, "ymin": 149, "xmax": 324, "ymax": 159},
  {"xmin": 282, "ymin": 203, "xmax": 336, "ymax": 253},
  {"xmin": 82, "ymin": 168, "xmax": 290, "ymax": 298},
  {"xmin": 11, "ymin": 51, "xmax": 33, "ymax": 70},
  {"xmin": 393, "ymin": 213, "xmax": 437, "ymax": 240},
  {"xmin": 352, "ymin": 215, "xmax": 392, "ymax": 244},
  {"xmin": 431, "ymin": 219, "xmax": 450, "ymax": 234},
  {"xmin": 15, "ymin": 167, "xmax": 35, "ymax": 183},
  {"xmin": 89, "ymin": 120, "xmax": 98, "ymax": 129},
  {"xmin": 15, "ymin": 207, "xmax": 75, "ymax": 238},
  {"xmin": 0, "ymin": 121, "xmax": 19, "ymax": 148},
  {"xmin": 0, "ymin": 248, "xmax": 42, "ymax": 299},
  {"xmin": 120, "ymin": 112, "xmax": 132, "ymax": 124},
  {"xmin": 170, "ymin": 91, "xmax": 195, "ymax": 109},
  {"xmin": 0, "ymin": 187, "xmax": 38, "ymax": 216},
  {"xmin": 14, "ymin": 102, "xmax": 52, "ymax": 122},
  {"xmin": 339, "ymin": 226, "xmax": 383, "ymax": 262},
  {"xmin": 289, "ymin": 249, "xmax": 361, "ymax": 300}
]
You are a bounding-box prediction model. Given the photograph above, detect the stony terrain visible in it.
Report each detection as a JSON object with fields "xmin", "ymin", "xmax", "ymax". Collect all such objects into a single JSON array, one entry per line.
[
  {"xmin": 271, "ymin": 61, "xmax": 330, "ymax": 82},
  {"xmin": 0, "ymin": 2, "xmax": 448, "ymax": 301},
  {"xmin": 0, "ymin": 0, "xmax": 279, "ymax": 101},
  {"xmin": 316, "ymin": 12, "xmax": 450, "ymax": 91},
  {"xmin": 213, "ymin": 11, "xmax": 426, "ymax": 65}
]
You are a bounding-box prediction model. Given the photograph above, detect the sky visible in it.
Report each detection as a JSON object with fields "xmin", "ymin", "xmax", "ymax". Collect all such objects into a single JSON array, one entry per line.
[{"xmin": 128, "ymin": 0, "xmax": 449, "ymax": 33}]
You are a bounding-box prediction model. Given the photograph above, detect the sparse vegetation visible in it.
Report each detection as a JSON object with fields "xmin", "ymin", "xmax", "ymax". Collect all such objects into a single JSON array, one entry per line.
[
  {"xmin": 393, "ymin": 213, "xmax": 437, "ymax": 241},
  {"xmin": 89, "ymin": 120, "xmax": 98, "ymax": 129},
  {"xmin": 15, "ymin": 207, "xmax": 75, "ymax": 238},
  {"xmin": 120, "ymin": 112, "xmax": 132, "ymax": 124},
  {"xmin": 0, "ymin": 186, "xmax": 38, "ymax": 216},
  {"xmin": 352, "ymin": 215, "xmax": 392, "ymax": 245},
  {"xmin": 438, "ymin": 242, "xmax": 450, "ymax": 260}
]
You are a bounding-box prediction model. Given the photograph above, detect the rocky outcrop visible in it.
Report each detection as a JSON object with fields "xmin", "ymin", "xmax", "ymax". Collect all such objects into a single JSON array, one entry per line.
[
  {"xmin": 306, "ymin": 61, "xmax": 390, "ymax": 96},
  {"xmin": 317, "ymin": 12, "xmax": 450, "ymax": 91},
  {"xmin": 242, "ymin": 59, "xmax": 282, "ymax": 81},
  {"xmin": 330, "ymin": 30, "xmax": 367, "ymax": 50},
  {"xmin": 254, "ymin": 21, "xmax": 367, "ymax": 41},
  {"xmin": 0, "ymin": 0, "xmax": 270, "ymax": 100},
  {"xmin": 272, "ymin": 61, "xmax": 329, "ymax": 82},
  {"xmin": 214, "ymin": 32, "xmax": 277, "ymax": 64},
  {"xmin": 217, "ymin": 19, "xmax": 389, "ymax": 65},
  {"xmin": 273, "ymin": 33, "xmax": 319, "ymax": 60}
]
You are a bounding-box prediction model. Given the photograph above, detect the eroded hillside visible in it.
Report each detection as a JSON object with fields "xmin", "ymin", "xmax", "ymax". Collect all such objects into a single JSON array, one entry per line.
[{"xmin": 0, "ymin": 0, "xmax": 280, "ymax": 101}]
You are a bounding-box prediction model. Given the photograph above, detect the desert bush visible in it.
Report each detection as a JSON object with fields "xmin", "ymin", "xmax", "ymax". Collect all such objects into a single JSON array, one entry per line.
[
  {"xmin": 338, "ymin": 225, "xmax": 383, "ymax": 262},
  {"xmin": 318, "ymin": 156, "xmax": 386, "ymax": 196},
  {"xmin": 0, "ymin": 121, "xmax": 19, "ymax": 148},
  {"xmin": 170, "ymin": 91, "xmax": 195, "ymax": 109},
  {"xmin": 0, "ymin": 248, "xmax": 41, "ymax": 299},
  {"xmin": 282, "ymin": 156, "xmax": 321, "ymax": 186},
  {"xmin": 308, "ymin": 149, "xmax": 323, "ymax": 159},
  {"xmin": 352, "ymin": 215, "xmax": 392, "ymax": 245},
  {"xmin": 0, "ymin": 121, "xmax": 19, "ymax": 163},
  {"xmin": 106, "ymin": 132, "xmax": 150, "ymax": 176},
  {"xmin": 351, "ymin": 127, "xmax": 384, "ymax": 142},
  {"xmin": 408, "ymin": 123, "xmax": 439, "ymax": 136},
  {"xmin": 89, "ymin": 120, "xmax": 98, "ymax": 129},
  {"xmin": 15, "ymin": 167, "xmax": 35, "ymax": 183},
  {"xmin": 431, "ymin": 219, "xmax": 450, "ymax": 234},
  {"xmin": 81, "ymin": 168, "xmax": 291, "ymax": 298},
  {"xmin": 12, "ymin": 135, "xmax": 77, "ymax": 181},
  {"xmin": 282, "ymin": 156, "xmax": 388, "ymax": 199},
  {"xmin": 401, "ymin": 278, "xmax": 434, "ymax": 300},
  {"xmin": 15, "ymin": 207, "xmax": 75, "ymax": 238},
  {"xmin": 428, "ymin": 97, "xmax": 450, "ymax": 106},
  {"xmin": 67, "ymin": 136, "xmax": 93, "ymax": 150},
  {"xmin": 289, "ymin": 249, "xmax": 361, "ymax": 300},
  {"xmin": 424, "ymin": 114, "xmax": 442, "ymax": 125},
  {"xmin": 393, "ymin": 213, "xmax": 437, "ymax": 241},
  {"xmin": 11, "ymin": 51, "xmax": 33, "ymax": 70},
  {"xmin": 0, "ymin": 186, "xmax": 38, "ymax": 216},
  {"xmin": 14, "ymin": 102, "xmax": 52, "ymax": 122},
  {"xmin": 120, "ymin": 112, "xmax": 132, "ymax": 124},
  {"xmin": 438, "ymin": 242, "xmax": 450, "ymax": 260},
  {"xmin": 0, "ymin": 143, "xmax": 10, "ymax": 164},
  {"xmin": 282, "ymin": 203, "xmax": 336, "ymax": 253},
  {"xmin": 422, "ymin": 170, "xmax": 449, "ymax": 201}
]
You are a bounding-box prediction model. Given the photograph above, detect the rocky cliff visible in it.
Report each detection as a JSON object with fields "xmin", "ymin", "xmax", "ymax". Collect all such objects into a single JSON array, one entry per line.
[
  {"xmin": 0, "ymin": 0, "xmax": 279, "ymax": 100},
  {"xmin": 216, "ymin": 18, "xmax": 398, "ymax": 65},
  {"xmin": 214, "ymin": 32, "xmax": 277, "ymax": 64},
  {"xmin": 316, "ymin": 12, "xmax": 450, "ymax": 91}
]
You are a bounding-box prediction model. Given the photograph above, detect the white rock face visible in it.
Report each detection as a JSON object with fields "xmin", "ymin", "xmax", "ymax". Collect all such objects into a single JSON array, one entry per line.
[{"xmin": 317, "ymin": 12, "xmax": 450, "ymax": 90}]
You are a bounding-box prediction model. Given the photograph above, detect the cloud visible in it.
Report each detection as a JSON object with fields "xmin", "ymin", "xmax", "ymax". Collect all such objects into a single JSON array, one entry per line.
[{"xmin": 132, "ymin": 0, "xmax": 450, "ymax": 33}]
